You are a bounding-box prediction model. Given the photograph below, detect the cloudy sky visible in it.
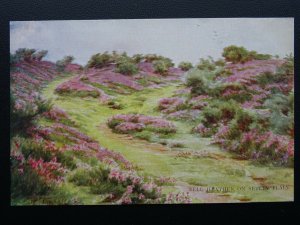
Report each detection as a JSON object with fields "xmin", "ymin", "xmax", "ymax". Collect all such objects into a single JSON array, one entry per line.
[{"xmin": 10, "ymin": 18, "xmax": 294, "ymax": 65}]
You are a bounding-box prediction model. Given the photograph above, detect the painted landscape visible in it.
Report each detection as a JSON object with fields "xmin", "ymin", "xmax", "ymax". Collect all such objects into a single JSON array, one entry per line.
[{"xmin": 10, "ymin": 20, "xmax": 294, "ymax": 205}]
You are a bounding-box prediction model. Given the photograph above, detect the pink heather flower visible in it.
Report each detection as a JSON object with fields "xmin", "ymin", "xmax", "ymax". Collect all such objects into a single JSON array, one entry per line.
[
  {"xmin": 287, "ymin": 140, "xmax": 294, "ymax": 157},
  {"xmin": 138, "ymin": 193, "xmax": 145, "ymax": 200},
  {"xmin": 126, "ymin": 185, "xmax": 134, "ymax": 194},
  {"xmin": 122, "ymin": 196, "xmax": 132, "ymax": 204}
]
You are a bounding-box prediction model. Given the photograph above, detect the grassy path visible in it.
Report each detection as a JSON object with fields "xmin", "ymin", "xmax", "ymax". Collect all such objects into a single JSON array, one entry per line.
[{"xmin": 42, "ymin": 76, "xmax": 294, "ymax": 203}]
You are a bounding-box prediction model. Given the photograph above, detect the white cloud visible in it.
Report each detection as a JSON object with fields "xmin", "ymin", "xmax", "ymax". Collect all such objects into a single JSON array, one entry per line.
[{"xmin": 10, "ymin": 18, "xmax": 294, "ymax": 65}]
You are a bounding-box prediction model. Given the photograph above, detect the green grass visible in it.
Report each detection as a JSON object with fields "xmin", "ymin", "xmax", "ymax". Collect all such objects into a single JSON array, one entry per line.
[{"xmin": 41, "ymin": 74, "xmax": 294, "ymax": 203}]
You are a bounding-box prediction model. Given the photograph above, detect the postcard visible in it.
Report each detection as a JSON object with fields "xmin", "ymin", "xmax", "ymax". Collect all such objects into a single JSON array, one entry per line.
[{"xmin": 10, "ymin": 18, "xmax": 294, "ymax": 205}]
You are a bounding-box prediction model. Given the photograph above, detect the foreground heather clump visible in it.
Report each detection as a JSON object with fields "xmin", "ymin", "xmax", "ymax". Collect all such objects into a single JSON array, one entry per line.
[{"xmin": 107, "ymin": 114, "xmax": 177, "ymax": 135}]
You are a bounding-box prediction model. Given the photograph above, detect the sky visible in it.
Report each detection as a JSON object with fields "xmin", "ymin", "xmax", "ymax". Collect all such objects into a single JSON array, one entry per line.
[{"xmin": 10, "ymin": 18, "xmax": 294, "ymax": 65}]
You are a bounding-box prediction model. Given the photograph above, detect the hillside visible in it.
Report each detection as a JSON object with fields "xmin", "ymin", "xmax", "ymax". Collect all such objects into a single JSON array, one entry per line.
[{"xmin": 10, "ymin": 48, "xmax": 294, "ymax": 205}]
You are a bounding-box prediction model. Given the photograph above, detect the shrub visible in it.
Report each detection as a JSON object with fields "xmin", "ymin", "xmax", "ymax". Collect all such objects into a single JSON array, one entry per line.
[
  {"xmin": 107, "ymin": 118, "xmax": 124, "ymax": 129},
  {"xmin": 132, "ymin": 54, "xmax": 144, "ymax": 63},
  {"xmin": 254, "ymin": 53, "xmax": 272, "ymax": 60},
  {"xmin": 186, "ymin": 69, "xmax": 205, "ymax": 95},
  {"xmin": 86, "ymin": 52, "xmax": 112, "ymax": 68},
  {"xmin": 69, "ymin": 166, "xmax": 125, "ymax": 198},
  {"xmin": 197, "ymin": 57, "xmax": 216, "ymax": 71},
  {"xmin": 10, "ymin": 53, "xmax": 20, "ymax": 65},
  {"xmin": 19, "ymin": 138, "xmax": 52, "ymax": 161},
  {"xmin": 56, "ymin": 55, "xmax": 75, "ymax": 71},
  {"xmin": 214, "ymin": 127, "xmax": 294, "ymax": 166},
  {"xmin": 153, "ymin": 60, "xmax": 169, "ymax": 75},
  {"xmin": 32, "ymin": 50, "xmax": 48, "ymax": 61},
  {"xmin": 222, "ymin": 45, "xmax": 272, "ymax": 63},
  {"xmin": 214, "ymin": 59, "xmax": 226, "ymax": 67},
  {"xmin": 222, "ymin": 45, "xmax": 252, "ymax": 63},
  {"xmin": 15, "ymin": 48, "xmax": 36, "ymax": 62},
  {"xmin": 107, "ymin": 100, "xmax": 124, "ymax": 109},
  {"xmin": 11, "ymin": 162, "xmax": 52, "ymax": 197},
  {"xmin": 11, "ymin": 152, "xmax": 65, "ymax": 198},
  {"xmin": 178, "ymin": 61, "xmax": 193, "ymax": 71},
  {"xmin": 263, "ymin": 93, "xmax": 294, "ymax": 135},
  {"xmin": 115, "ymin": 59, "xmax": 138, "ymax": 75},
  {"xmin": 144, "ymin": 54, "xmax": 173, "ymax": 67},
  {"xmin": 201, "ymin": 106, "xmax": 222, "ymax": 126},
  {"xmin": 133, "ymin": 130, "xmax": 152, "ymax": 141},
  {"xmin": 10, "ymin": 92, "xmax": 53, "ymax": 137},
  {"xmin": 186, "ymin": 69, "xmax": 215, "ymax": 95},
  {"xmin": 277, "ymin": 54, "xmax": 294, "ymax": 76}
]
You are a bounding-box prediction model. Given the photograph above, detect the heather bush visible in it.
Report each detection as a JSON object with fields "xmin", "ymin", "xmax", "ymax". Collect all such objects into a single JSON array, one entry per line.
[
  {"xmin": 69, "ymin": 165, "xmax": 110, "ymax": 187},
  {"xmin": 158, "ymin": 97, "xmax": 186, "ymax": 113},
  {"xmin": 69, "ymin": 167, "xmax": 125, "ymax": 197},
  {"xmin": 10, "ymin": 92, "xmax": 53, "ymax": 137},
  {"xmin": 11, "ymin": 151, "xmax": 65, "ymax": 198},
  {"xmin": 19, "ymin": 138, "xmax": 53, "ymax": 161},
  {"xmin": 107, "ymin": 118, "xmax": 125, "ymax": 129},
  {"xmin": 107, "ymin": 114, "xmax": 177, "ymax": 136},
  {"xmin": 178, "ymin": 61, "xmax": 193, "ymax": 71},
  {"xmin": 213, "ymin": 127, "xmax": 294, "ymax": 166},
  {"xmin": 11, "ymin": 160, "xmax": 52, "ymax": 197},
  {"xmin": 197, "ymin": 102, "xmax": 255, "ymax": 138}
]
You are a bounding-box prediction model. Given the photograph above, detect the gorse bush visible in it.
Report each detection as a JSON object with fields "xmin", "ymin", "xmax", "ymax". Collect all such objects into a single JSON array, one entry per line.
[
  {"xmin": 132, "ymin": 54, "xmax": 144, "ymax": 63},
  {"xmin": 86, "ymin": 52, "xmax": 112, "ymax": 68},
  {"xmin": 200, "ymin": 100, "xmax": 239, "ymax": 128},
  {"xmin": 153, "ymin": 60, "xmax": 169, "ymax": 75},
  {"xmin": 115, "ymin": 58, "xmax": 139, "ymax": 75},
  {"xmin": 144, "ymin": 54, "xmax": 173, "ymax": 65},
  {"xmin": 178, "ymin": 61, "xmax": 193, "ymax": 71},
  {"xmin": 185, "ymin": 68, "xmax": 223, "ymax": 96},
  {"xmin": 197, "ymin": 57, "xmax": 216, "ymax": 71},
  {"xmin": 263, "ymin": 92, "xmax": 294, "ymax": 136},
  {"xmin": 222, "ymin": 45, "xmax": 272, "ymax": 63}
]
